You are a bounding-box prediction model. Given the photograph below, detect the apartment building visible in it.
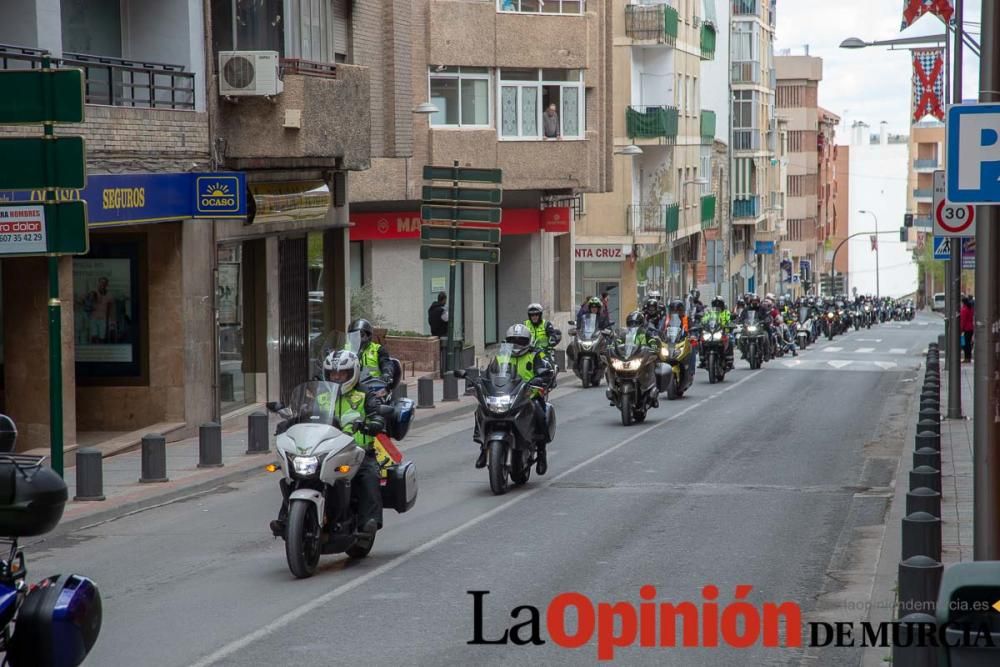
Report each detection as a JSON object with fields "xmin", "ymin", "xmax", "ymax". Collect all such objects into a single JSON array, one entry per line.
[
  {"xmin": 730, "ymin": 0, "xmax": 778, "ymax": 297},
  {"xmin": 0, "ymin": 0, "xmax": 244, "ymax": 451},
  {"xmin": 775, "ymin": 54, "xmax": 838, "ymax": 297},
  {"xmin": 343, "ymin": 0, "xmax": 613, "ymax": 349},
  {"xmin": 582, "ymin": 0, "xmax": 724, "ymax": 319},
  {"xmin": 907, "ymin": 119, "xmax": 943, "ymax": 235}
]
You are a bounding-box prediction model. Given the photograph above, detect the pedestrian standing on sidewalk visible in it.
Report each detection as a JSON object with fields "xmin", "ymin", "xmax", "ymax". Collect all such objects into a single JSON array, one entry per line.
[
  {"xmin": 428, "ymin": 292, "xmax": 449, "ymax": 375},
  {"xmin": 960, "ymin": 295, "xmax": 975, "ymax": 363}
]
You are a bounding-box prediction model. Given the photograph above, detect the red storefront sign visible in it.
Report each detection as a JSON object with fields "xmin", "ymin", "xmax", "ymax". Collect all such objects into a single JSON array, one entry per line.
[
  {"xmin": 349, "ymin": 207, "xmax": 567, "ymax": 241},
  {"xmin": 541, "ymin": 207, "xmax": 571, "ymax": 233}
]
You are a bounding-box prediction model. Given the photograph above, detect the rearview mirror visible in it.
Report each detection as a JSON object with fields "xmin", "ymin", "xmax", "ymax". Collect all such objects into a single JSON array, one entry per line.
[
  {"xmin": 568, "ymin": 320, "xmax": 576, "ymax": 326},
  {"xmin": 537, "ymin": 367, "xmax": 555, "ymax": 380},
  {"xmin": 453, "ymin": 369, "xmax": 467, "ymax": 379},
  {"xmin": 266, "ymin": 401, "xmax": 284, "ymax": 413}
]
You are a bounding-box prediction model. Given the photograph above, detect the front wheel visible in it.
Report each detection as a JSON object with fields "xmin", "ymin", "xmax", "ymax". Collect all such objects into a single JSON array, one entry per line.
[
  {"xmin": 285, "ymin": 501, "xmax": 321, "ymax": 579},
  {"xmin": 580, "ymin": 359, "xmax": 593, "ymax": 388},
  {"xmin": 488, "ymin": 440, "xmax": 509, "ymax": 495},
  {"xmin": 707, "ymin": 356, "xmax": 718, "ymax": 385},
  {"xmin": 510, "ymin": 448, "xmax": 531, "ymax": 485},
  {"xmin": 620, "ymin": 393, "xmax": 634, "ymax": 426}
]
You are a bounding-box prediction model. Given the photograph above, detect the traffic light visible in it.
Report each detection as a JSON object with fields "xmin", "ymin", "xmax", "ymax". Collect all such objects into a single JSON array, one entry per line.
[
  {"xmin": 904, "ymin": 213, "xmax": 913, "ymax": 228},
  {"xmin": 900, "ymin": 227, "xmax": 908, "ymax": 242}
]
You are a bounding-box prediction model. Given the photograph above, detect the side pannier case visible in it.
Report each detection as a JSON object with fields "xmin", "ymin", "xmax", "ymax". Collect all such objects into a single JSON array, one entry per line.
[
  {"xmin": 8, "ymin": 574, "xmax": 103, "ymax": 667},
  {"xmin": 381, "ymin": 460, "xmax": 417, "ymax": 513}
]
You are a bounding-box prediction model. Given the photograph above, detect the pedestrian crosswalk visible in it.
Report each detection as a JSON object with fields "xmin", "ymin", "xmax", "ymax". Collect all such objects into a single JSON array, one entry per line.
[
  {"xmin": 817, "ymin": 345, "xmax": 910, "ymax": 355},
  {"xmin": 766, "ymin": 358, "xmax": 916, "ymax": 372}
]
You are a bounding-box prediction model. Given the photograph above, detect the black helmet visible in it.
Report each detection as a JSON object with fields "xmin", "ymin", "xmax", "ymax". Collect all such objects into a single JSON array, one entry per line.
[
  {"xmin": 625, "ymin": 311, "xmax": 645, "ymax": 328},
  {"xmin": 736, "ymin": 298, "xmax": 746, "ymax": 307},
  {"xmin": 668, "ymin": 299, "xmax": 686, "ymax": 315},
  {"xmin": 643, "ymin": 298, "xmax": 659, "ymax": 316},
  {"xmin": 348, "ymin": 318, "xmax": 373, "ymax": 343},
  {"xmin": 711, "ymin": 297, "xmax": 725, "ymax": 310}
]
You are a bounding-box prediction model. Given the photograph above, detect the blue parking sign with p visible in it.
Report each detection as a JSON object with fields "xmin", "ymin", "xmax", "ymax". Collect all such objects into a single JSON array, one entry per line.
[{"xmin": 947, "ymin": 104, "xmax": 1000, "ymax": 204}]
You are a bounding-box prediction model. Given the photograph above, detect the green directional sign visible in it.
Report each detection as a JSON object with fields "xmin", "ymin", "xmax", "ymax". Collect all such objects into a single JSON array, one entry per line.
[
  {"xmin": 421, "ymin": 185, "xmax": 502, "ymax": 206},
  {"xmin": 421, "ymin": 225, "xmax": 501, "ymax": 245},
  {"xmin": 423, "ymin": 165, "xmax": 503, "ymax": 184},
  {"xmin": 0, "ymin": 69, "xmax": 84, "ymax": 124},
  {"xmin": 0, "ymin": 201, "xmax": 88, "ymax": 256},
  {"xmin": 420, "ymin": 244, "xmax": 500, "ymax": 264},
  {"xmin": 0, "ymin": 136, "xmax": 86, "ymax": 190},
  {"xmin": 421, "ymin": 205, "xmax": 502, "ymax": 225}
]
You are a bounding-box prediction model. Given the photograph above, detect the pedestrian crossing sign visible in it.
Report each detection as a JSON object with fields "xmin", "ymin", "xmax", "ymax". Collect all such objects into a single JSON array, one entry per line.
[{"xmin": 933, "ymin": 236, "xmax": 952, "ymax": 259}]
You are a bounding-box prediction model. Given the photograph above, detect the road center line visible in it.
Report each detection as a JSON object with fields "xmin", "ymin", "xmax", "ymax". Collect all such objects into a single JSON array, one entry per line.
[{"xmin": 188, "ymin": 372, "xmax": 764, "ymax": 666}]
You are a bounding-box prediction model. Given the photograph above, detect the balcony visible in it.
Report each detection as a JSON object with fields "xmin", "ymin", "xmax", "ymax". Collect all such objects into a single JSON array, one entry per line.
[
  {"xmin": 732, "ymin": 195, "xmax": 762, "ymax": 221},
  {"xmin": 665, "ymin": 203, "xmax": 680, "ymax": 233},
  {"xmin": 624, "ymin": 3, "xmax": 679, "ymax": 45},
  {"xmin": 627, "ymin": 105, "xmax": 679, "ymax": 141},
  {"xmin": 628, "ymin": 204, "xmax": 664, "ymax": 234},
  {"xmin": 0, "ymin": 43, "xmax": 195, "ymax": 109},
  {"xmin": 913, "ymin": 188, "xmax": 933, "ymax": 200},
  {"xmin": 913, "ymin": 215, "xmax": 933, "ymax": 229},
  {"xmin": 700, "ymin": 195, "xmax": 717, "ymax": 229},
  {"xmin": 913, "ymin": 158, "xmax": 939, "ymax": 171},
  {"xmin": 731, "ymin": 61, "xmax": 761, "ymax": 85},
  {"xmin": 700, "ymin": 110, "xmax": 716, "ymax": 144},
  {"xmin": 732, "ymin": 129, "xmax": 761, "ymax": 152},
  {"xmin": 700, "ymin": 23, "xmax": 717, "ymax": 60},
  {"xmin": 732, "ymin": 0, "xmax": 759, "ymax": 15}
]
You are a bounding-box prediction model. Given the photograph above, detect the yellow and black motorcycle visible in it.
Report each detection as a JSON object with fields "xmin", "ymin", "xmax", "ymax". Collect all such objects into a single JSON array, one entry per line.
[{"xmin": 656, "ymin": 314, "xmax": 694, "ymax": 400}]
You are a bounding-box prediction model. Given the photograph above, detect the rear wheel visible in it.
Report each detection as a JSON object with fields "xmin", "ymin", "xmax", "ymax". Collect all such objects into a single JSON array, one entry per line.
[
  {"xmin": 285, "ymin": 501, "xmax": 321, "ymax": 579},
  {"xmin": 620, "ymin": 394, "xmax": 634, "ymax": 426},
  {"xmin": 488, "ymin": 440, "xmax": 509, "ymax": 495}
]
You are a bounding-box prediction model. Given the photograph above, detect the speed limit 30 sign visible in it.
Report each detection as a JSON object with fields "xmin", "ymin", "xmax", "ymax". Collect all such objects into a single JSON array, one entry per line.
[{"xmin": 933, "ymin": 170, "xmax": 976, "ymax": 237}]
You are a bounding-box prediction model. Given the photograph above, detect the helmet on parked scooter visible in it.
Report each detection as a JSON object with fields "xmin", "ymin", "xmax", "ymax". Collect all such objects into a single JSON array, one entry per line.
[{"xmin": 323, "ymin": 350, "xmax": 360, "ymax": 393}]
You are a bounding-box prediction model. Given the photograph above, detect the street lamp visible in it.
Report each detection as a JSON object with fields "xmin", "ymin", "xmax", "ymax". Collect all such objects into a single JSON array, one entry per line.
[
  {"xmin": 412, "ymin": 101, "xmax": 440, "ymax": 115},
  {"xmin": 859, "ymin": 209, "xmax": 880, "ymax": 299},
  {"xmin": 839, "ymin": 34, "xmax": 945, "ymax": 50},
  {"xmin": 614, "ymin": 145, "xmax": 644, "ymax": 156}
]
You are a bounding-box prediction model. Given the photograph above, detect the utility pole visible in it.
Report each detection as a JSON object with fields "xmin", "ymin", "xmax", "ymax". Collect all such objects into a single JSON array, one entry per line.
[
  {"xmin": 945, "ymin": 0, "xmax": 964, "ymax": 419},
  {"xmin": 974, "ymin": 0, "xmax": 1000, "ymax": 560}
]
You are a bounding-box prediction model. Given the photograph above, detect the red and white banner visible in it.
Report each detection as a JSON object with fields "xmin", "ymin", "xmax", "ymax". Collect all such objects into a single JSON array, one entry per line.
[
  {"xmin": 912, "ymin": 48, "xmax": 945, "ymax": 123},
  {"xmin": 901, "ymin": 0, "xmax": 953, "ymax": 29}
]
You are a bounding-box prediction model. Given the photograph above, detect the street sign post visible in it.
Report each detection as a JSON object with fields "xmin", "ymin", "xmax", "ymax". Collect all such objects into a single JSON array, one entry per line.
[
  {"xmin": 420, "ymin": 225, "xmax": 501, "ymax": 245},
  {"xmin": 946, "ymin": 103, "xmax": 1000, "ymax": 204},
  {"xmin": 0, "ymin": 56, "xmax": 89, "ymax": 477},
  {"xmin": 421, "ymin": 186, "xmax": 503, "ymax": 206},
  {"xmin": 933, "ymin": 170, "xmax": 976, "ymax": 237},
  {"xmin": 419, "ymin": 245, "xmax": 501, "ymax": 264},
  {"xmin": 422, "ymin": 166, "xmax": 502, "ymax": 184},
  {"xmin": 420, "ymin": 205, "xmax": 502, "ymax": 225},
  {"xmin": 933, "ymin": 236, "xmax": 953, "ymax": 259}
]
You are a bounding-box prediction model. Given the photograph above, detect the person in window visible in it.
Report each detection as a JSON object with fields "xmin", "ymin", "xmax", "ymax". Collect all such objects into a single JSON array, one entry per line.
[{"xmin": 543, "ymin": 103, "xmax": 560, "ymax": 139}]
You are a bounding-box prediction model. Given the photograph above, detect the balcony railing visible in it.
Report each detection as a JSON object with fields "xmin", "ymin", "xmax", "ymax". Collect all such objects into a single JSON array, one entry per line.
[
  {"xmin": 732, "ymin": 0, "xmax": 759, "ymax": 15},
  {"xmin": 700, "ymin": 195, "xmax": 717, "ymax": 228},
  {"xmin": 913, "ymin": 158, "xmax": 939, "ymax": 170},
  {"xmin": 627, "ymin": 105, "xmax": 679, "ymax": 141},
  {"xmin": 628, "ymin": 203, "xmax": 680, "ymax": 235},
  {"xmin": 624, "ymin": 3, "xmax": 679, "ymax": 45},
  {"xmin": 0, "ymin": 43, "xmax": 195, "ymax": 110},
  {"xmin": 913, "ymin": 188, "xmax": 933, "ymax": 199},
  {"xmin": 913, "ymin": 215, "xmax": 933, "ymax": 229},
  {"xmin": 732, "ymin": 195, "xmax": 761, "ymax": 220},
  {"xmin": 700, "ymin": 110, "xmax": 716, "ymax": 144},
  {"xmin": 731, "ymin": 61, "xmax": 760, "ymax": 84},
  {"xmin": 732, "ymin": 129, "xmax": 760, "ymax": 151},
  {"xmin": 700, "ymin": 22, "xmax": 717, "ymax": 60}
]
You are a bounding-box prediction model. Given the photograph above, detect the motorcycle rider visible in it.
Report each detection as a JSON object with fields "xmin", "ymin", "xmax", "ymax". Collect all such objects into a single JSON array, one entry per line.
[
  {"xmin": 475, "ymin": 323, "xmax": 555, "ymax": 474},
  {"xmin": 699, "ymin": 296, "xmax": 735, "ymax": 370},
  {"xmin": 624, "ymin": 310, "xmax": 657, "ymax": 348},
  {"xmin": 348, "ymin": 318, "xmax": 394, "ymax": 385},
  {"xmin": 582, "ymin": 296, "xmax": 611, "ymax": 330},
  {"xmin": 525, "ymin": 303, "xmax": 562, "ymax": 357},
  {"xmin": 665, "ymin": 300, "xmax": 696, "ymax": 379},
  {"xmin": 271, "ymin": 350, "xmax": 386, "ymax": 540},
  {"xmin": 642, "ymin": 297, "xmax": 665, "ymax": 334}
]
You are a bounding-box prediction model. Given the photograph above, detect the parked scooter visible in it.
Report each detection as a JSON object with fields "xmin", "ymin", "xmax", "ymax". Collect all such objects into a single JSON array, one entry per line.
[{"xmin": 566, "ymin": 314, "xmax": 610, "ymax": 388}]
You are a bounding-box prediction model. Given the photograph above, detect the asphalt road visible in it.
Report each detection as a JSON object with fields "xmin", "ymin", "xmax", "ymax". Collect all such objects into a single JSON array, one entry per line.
[{"xmin": 28, "ymin": 314, "xmax": 937, "ymax": 667}]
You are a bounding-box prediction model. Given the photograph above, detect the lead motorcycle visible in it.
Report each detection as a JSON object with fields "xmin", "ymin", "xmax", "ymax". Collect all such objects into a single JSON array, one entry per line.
[
  {"xmin": 698, "ymin": 310, "xmax": 728, "ymax": 384},
  {"xmin": 738, "ymin": 311, "xmax": 768, "ymax": 370},
  {"xmin": 0, "ymin": 416, "xmax": 103, "ymax": 666},
  {"xmin": 566, "ymin": 314, "xmax": 609, "ymax": 388},
  {"xmin": 605, "ymin": 327, "xmax": 660, "ymax": 425},
  {"xmin": 267, "ymin": 381, "xmax": 417, "ymax": 578},
  {"xmin": 457, "ymin": 343, "xmax": 555, "ymax": 495}
]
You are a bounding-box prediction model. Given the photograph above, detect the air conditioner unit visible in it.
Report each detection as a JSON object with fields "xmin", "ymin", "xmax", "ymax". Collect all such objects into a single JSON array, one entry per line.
[{"xmin": 218, "ymin": 51, "xmax": 283, "ymax": 97}]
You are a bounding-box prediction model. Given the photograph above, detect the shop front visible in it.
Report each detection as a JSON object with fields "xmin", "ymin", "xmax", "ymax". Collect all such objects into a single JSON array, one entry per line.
[
  {"xmin": 0, "ymin": 171, "xmax": 247, "ymax": 451},
  {"xmin": 575, "ymin": 243, "xmax": 632, "ymax": 326}
]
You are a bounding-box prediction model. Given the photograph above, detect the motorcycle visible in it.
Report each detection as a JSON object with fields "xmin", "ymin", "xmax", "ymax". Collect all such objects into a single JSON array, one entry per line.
[
  {"xmin": 566, "ymin": 314, "xmax": 609, "ymax": 388},
  {"xmin": 0, "ymin": 416, "xmax": 103, "ymax": 666},
  {"xmin": 796, "ymin": 306, "xmax": 812, "ymax": 351},
  {"xmin": 862, "ymin": 303, "xmax": 873, "ymax": 328},
  {"xmin": 458, "ymin": 344, "xmax": 555, "ymax": 495},
  {"xmin": 267, "ymin": 381, "xmax": 417, "ymax": 577},
  {"xmin": 698, "ymin": 310, "xmax": 728, "ymax": 384},
  {"xmin": 605, "ymin": 327, "xmax": 660, "ymax": 424},
  {"xmin": 739, "ymin": 311, "xmax": 768, "ymax": 370},
  {"xmin": 823, "ymin": 307, "xmax": 837, "ymax": 340},
  {"xmin": 658, "ymin": 315, "xmax": 695, "ymax": 398}
]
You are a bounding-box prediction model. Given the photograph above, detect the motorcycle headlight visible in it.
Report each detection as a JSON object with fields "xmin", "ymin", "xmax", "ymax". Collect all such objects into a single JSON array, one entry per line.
[
  {"xmin": 485, "ymin": 395, "xmax": 513, "ymax": 414},
  {"xmin": 290, "ymin": 454, "xmax": 321, "ymax": 477},
  {"xmin": 701, "ymin": 332, "xmax": 712, "ymax": 341},
  {"xmin": 579, "ymin": 341, "xmax": 594, "ymax": 351},
  {"xmin": 612, "ymin": 358, "xmax": 642, "ymax": 371},
  {"xmin": 827, "ymin": 313, "xmax": 834, "ymax": 319},
  {"xmin": 712, "ymin": 331, "xmax": 723, "ymax": 341},
  {"xmin": 747, "ymin": 325, "xmax": 758, "ymax": 333}
]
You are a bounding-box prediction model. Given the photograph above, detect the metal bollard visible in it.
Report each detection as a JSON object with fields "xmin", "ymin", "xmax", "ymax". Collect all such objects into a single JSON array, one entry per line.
[
  {"xmin": 914, "ymin": 447, "xmax": 942, "ymax": 471},
  {"xmin": 417, "ymin": 376, "xmax": 435, "ymax": 409},
  {"xmin": 442, "ymin": 373, "xmax": 459, "ymax": 402},
  {"xmin": 902, "ymin": 511, "xmax": 942, "ymax": 561},
  {"xmin": 392, "ymin": 383, "xmax": 408, "ymax": 402},
  {"xmin": 198, "ymin": 422, "xmax": 224, "ymax": 468},
  {"xmin": 917, "ymin": 419, "xmax": 941, "ymax": 437},
  {"xmin": 73, "ymin": 448, "xmax": 105, "ymax": 501},
  {"xmin": 910, "ymin": 465, "xmax": 942, "ymax": 493},
  {"xmin": 907, "ymin": 487, "xmax": 942, "ymax": 518},
  {"xmin": 915, "ymin": 430, "xmax": 941, "ymax": 451},
  {"xmin": 247, "ymin": 412, "xmax": 269, "ymax": 455},
  {"xmin": 919, "ymin": 407, "xmax": 941, "ymax": 424},
  {"xmin": 140, "ymin": 433, "xmax": 169, "ymax": 483},
  {"xmin": 892, "ymin": 613, "xmax": 939, "ymax": 667},
  {"xmin": 920, "ymin": 391, "xmax": 939, "ymax": 404},
  {"xmin": 898, "ymin": 556, "xmax": 944, "ymax": 618}
]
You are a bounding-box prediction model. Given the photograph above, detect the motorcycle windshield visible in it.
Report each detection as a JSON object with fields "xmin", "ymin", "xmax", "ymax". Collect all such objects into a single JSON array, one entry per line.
[
  {"xmin": 287, "ymin": 381, "xmax": 341, "ymax": 426},
  {"xmin": 487, "ymin": 343, "xmax": 518, "ymax": 388},
  {"xmin": 702, "ymin": 309, "xmax": 720, "ymax": 331},
  {"xmin": 618, "ymin": 327, "xmax": 640, "ymax": 358},
  {"xmin": 744, "ymin": 311, "xmax": 757, "ymax": 326},
  {"xmin": 579, "ymin": 314, "xmax": 598, "ymax": 340},
  {"xmin": 799, "ymin": 307, "xmax": 810, "ymax": 322},
  {"xmin": 664, "ymin": 314, "xmax": 684, "ymax": 343}
]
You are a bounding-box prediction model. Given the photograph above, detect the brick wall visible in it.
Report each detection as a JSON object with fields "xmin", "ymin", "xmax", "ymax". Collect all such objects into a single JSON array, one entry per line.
[
  {"xmin": 0, "ymin": 105, "xmax": 210, "ymax": 173},
  {"xmin": 352, "ymin": 0, "xmax": 386, "ymax": 157}
]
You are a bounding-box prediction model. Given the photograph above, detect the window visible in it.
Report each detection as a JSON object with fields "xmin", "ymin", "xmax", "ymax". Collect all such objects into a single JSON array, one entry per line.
[
  {"xmin": 706, "ymin": 240, "xmax": 724, "ymax": 283},
  {"xmin": 286, "ymin": 0, "xmax": 331, "ymax": 61},
  {"xmin": 700, "ymin": 149, "xmax": 712, "ymax": 195},
  {"xmin": 497, "ymin": 0, "xmax": 584, "ymax": 14},
  {"xmin": 429, "ymin": 67, "xmax": 491, "ymax": 127},
  {"xmin": 499, "ymin": 69, "xmax": 584, "ymax": 139},
  {"xmin": 213, "ymin": 0, "xmax": 344, "ymax": 63}
]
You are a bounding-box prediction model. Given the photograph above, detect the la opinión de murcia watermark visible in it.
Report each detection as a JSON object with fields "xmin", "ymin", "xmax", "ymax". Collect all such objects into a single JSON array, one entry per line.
[{"xmin": 468, "ymin": 586, "xmax": 1000, "ymax": 661}]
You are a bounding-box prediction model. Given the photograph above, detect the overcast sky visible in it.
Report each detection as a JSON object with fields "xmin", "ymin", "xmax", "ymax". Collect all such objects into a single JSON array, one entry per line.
[{"xmin": 774, "ymin": 0, "xmax": 982, "ymax": 140}]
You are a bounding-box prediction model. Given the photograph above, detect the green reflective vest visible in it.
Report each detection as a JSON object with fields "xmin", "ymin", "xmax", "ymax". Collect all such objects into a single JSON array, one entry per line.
[
  {"xmin": 317, "ymin": 389, "xmax": 374, "ymax": 448},
  {"xmin": 524, "ymin": 319, "xmax": 551, "ymax": 350},
  {"xmin": 495, "ymin": 352, "xmax": 536, "ymax": 384},
  {"xmin": 359, "ymin": 342, "xmax": 382, "ymax": 373}
]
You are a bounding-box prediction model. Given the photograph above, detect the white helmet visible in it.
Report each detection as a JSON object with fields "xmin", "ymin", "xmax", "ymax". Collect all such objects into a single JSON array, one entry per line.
[
  {"xmin": 323, "ymin": 350, "xmax": 359, "ymax": 392},
  {"xmin": 505, "ymin": 323, "xmax": 532, "ymax": 353}
]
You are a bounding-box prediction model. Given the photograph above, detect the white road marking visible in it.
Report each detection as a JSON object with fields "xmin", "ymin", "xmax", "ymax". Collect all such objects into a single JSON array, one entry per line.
[
  {"xmin": 856, "ymin": 339, "xmax": 882, "ymax": 343},
  {"xmin": 782, "ymin": 360, "xmax": 802, "ymax": 367},
  {"xmin": 874, "ymin": 361, "xmax": 898, "ymax": 370},
  {"xmin": 828, "ymin": 360, "xmax": 852, "ymax": 369},
  {"xmin": 187, "ymin": 373, "xmax": 765, "ymax": 667},
  {"xmin": 890, "ymin": 348, "xmax": 908, "ymax": 355},
  {"xmin": 856, "ymin": 347, "xmax": 875, "ymax": 354},
  {"xmin": 823, "ymin": 347, "xmax": 843, "ymax": 353}
]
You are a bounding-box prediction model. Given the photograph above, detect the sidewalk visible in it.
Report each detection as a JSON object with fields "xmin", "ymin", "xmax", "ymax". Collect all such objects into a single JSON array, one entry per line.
[
  {"xmin": 49, "ymin": 374, "xmax": 484, "ymax": 535},
  {"xmin": 938, "ymin": 360, "xmax": 975, "ymax": 564}
]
